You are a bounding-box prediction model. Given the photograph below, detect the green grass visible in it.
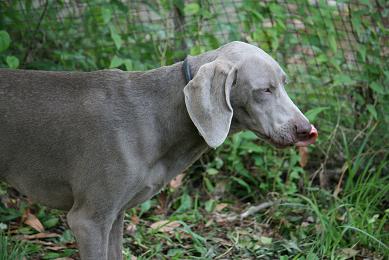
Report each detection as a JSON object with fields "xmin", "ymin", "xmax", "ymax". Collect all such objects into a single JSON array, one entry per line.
[{"xmin": 0, "ymin": 232, "xmax": 28, "ymax": 260}]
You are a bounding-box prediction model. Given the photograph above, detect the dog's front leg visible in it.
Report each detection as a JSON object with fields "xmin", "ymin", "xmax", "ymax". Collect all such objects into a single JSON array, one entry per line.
[
  {"xmin": 67, "ymin": 207, "xmax": 116, "ymax": 260},
  {"xmin": 108, "ymin": 210, "xmax": 125, "ymax": 260}
]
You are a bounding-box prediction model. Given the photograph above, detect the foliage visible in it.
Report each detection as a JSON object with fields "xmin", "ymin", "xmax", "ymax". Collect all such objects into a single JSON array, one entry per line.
[
  {"xmin": 0, "ymin": 232, "xmax": 28, "ymax": 260},
  {"xmin": 0, "ymin": 0, "xmax": 388, "ymax": 259}
]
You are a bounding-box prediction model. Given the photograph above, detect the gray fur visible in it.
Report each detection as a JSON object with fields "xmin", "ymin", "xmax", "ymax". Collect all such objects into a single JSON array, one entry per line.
[{"xmin": 0, "ymin": 41, "xmax": 315, "ymax": 259}]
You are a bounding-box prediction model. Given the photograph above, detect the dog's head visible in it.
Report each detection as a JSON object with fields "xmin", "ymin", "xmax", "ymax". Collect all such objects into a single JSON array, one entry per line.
[{"xmin": 184, "ymin": 41, "xmax": 318, "ymax": 148}]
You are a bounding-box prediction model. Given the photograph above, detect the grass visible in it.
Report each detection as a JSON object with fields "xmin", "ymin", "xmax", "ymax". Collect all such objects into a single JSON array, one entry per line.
[
  {"xmin": 1, "ymin": 127, "xmax": 388, "ymax": 259},
  {"xmin": 0, "ymin": 232, "xmax": 28, "ymax": 260}
]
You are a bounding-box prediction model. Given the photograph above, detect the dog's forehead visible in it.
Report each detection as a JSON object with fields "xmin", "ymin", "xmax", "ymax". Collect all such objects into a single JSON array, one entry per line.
[
  {"xmin": 238, "ymin": 54, "xmax": 286, "ymax": 85},
  {"xmin": 221, "ymin": 42, "xmax": 285, "ymax": 79}
]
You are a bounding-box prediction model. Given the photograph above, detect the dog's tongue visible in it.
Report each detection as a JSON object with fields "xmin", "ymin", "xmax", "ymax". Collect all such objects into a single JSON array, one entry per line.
[{"xmin": 295, "ymin": 125, "xmax": 318, "ymax": 147}]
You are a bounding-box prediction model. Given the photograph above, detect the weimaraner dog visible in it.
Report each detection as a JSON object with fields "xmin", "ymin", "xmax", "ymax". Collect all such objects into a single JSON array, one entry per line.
[{"xmin": 0, "ymin": 41, "xmax": 318, "ymax": 259}]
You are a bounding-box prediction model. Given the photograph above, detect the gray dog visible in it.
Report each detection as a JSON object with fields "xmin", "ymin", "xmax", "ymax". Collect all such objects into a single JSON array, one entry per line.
[{"xmin": 0, "ymin": 41, "xmax": 318, "ymax": 259}]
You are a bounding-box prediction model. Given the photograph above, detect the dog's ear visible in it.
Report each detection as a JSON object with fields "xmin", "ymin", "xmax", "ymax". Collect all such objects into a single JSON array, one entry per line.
[{"xmin": 184, "ymin": 59, "xmax": 237, "ymax": 148}]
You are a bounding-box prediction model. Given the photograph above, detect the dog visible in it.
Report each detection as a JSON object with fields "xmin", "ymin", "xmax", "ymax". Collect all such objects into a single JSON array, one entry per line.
[{"xmin": 0, "ymin": 41, "xmax": 318, "ymax": 259}]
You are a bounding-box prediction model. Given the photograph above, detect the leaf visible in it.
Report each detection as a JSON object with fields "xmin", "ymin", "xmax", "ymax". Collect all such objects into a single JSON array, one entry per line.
[
  {"xmin": 123, "ymin": 59, "xmax": 133, "ymax": 71},
  {"xmin": 125, "ymin": 222, "xmax": 137, "ymax": 235},
  {"xmin": 204, "ymin": 177, "xmax": 214, "ymax": 192},
  {"xmin": 304, "ymin": 107, "xmax": 329, "ymax": 122},
  {"xmin": 176, "ymin": 193, "xmax": 192, "ymax": 212},
  {"xmin": 298, "ymin": 146, "xmax": 309, "ymax": 168},
  {"xmin": 357, "ymin": 46, "xmax": 366, "ymax": 62},
  {"xmin": 206, "ymin": 168, "xmax": 218, "ymax": 175},
  {"xmin": 21, "ymin": 232, "xmax": 60, "ymax": 240},
  {"xmin": 240, "ymin": 142, "xmax": 263, "ymax": 153},
  {"xmin": 260, "ymin": 236, "xmax": 272, "ymax": 245},
  {"xmin": 215, "ymin": 203, "xmax": 228, "ymax": 212},
  {"xmin": 334, "ymin": 74, "xmax": 354, "ymax": 86},
  {"xmin": 110, "ymin": 26, "xmax": 122, "ymax": 50},
  {"xmin": 328, "ymin": 35, "xmax": 337, "ymax": 53},
  {"xmin": 231, "ymin": 177, "xmax": 251, "ymax": 192},
  {"xmin": 109, "ymin": 55, "xmax": 123, "ymax": 68},
  {"xmin": 366, "ymin": 104, "xmax": 377, "ymax": 120},
  {"xmin": 43, "ymin": 217, "xmax": 59, "ymax": 229},
  {"xmin": 370, "ymin": 82, "xmax": 385, "ymax": 94},
  {"xmin": 131, "ymin": 214, "xmax": 140, "ymax": 224},
  {"xmin": 46, "ymin": 245, "xmax": 67, "ymax": 251},
  {"xmin": 169, "ymin": 173, "xmax": 185, "ymax": 189},
  {"xmin": 205, "ymin": 199, "xmax": 215, "ymax": 212},
  {"xmin": 340, "ymin": 248, "xmax": 359, "ymax": 258},
  {"xmin": 140, "ymin": 200, "xmax": 152, "ymax": 215},
  {"xmin": 0, "ymin": 223, "xmax": 7, "ymax": 230},
  {"xmin": 367, "ymin": 214, "xmax": 379, "ymax": 224},
  {"xmin": 0, "ymin": 30, "xmax": 11, "ymax": 52},
  {"xmin": 306, "ymin": 253, "xmax": 319, "ymax": 260},
  {"xmin": 239, "ymin": 131, "xmax": 257, "ymax": 140},
  {"xmin": 190, "ymin": 45, "xmax": 204, "ymax": 55},
  {"xmin": 150, "ymin": 220, "xmax": 181, "ymax": 233},
  {"xmin": 23, "ymin": 210, "xmax": 45, "ymax": 233},
  {"xmin": 184, "ymin": 3, "xmax": 200, "ymax": 15},
  {"xmin": 6, "ymin": 56, "xmax": 19, "ymax": 69},
  {"xmin": 101, "ymin": 7, "xmax": 112, "ymax": 24}
]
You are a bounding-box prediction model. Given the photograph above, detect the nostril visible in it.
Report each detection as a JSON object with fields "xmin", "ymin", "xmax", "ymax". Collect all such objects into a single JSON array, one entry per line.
[{"xmin": 296, "ymin": 124, "xmax": 312, "ymax": 139}]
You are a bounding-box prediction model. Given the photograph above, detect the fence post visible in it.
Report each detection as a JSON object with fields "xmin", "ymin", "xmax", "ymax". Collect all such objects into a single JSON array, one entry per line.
[{"xmin": 172, "ymin": 0, "xmax": 187, "ymax": 61}]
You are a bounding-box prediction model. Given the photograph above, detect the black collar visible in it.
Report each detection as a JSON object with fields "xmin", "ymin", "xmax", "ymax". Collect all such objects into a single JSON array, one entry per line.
[{"xmin": 182, "ymin": 56, "xmax": 192, "ymax": 84}]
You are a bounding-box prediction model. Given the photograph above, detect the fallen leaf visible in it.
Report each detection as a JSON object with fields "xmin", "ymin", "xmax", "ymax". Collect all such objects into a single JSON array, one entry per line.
[
  {"xmin": 298, "ymin": 146, "xmax": 308, "ymax": 167},
  {"xmin": 23, "ymin": 209, "xmax": 45, "ymax": 232},
  {"xmin": 169, "ymin": 174, "xmax": 185, "ymax": 189},
  {"xmin": 213, "ymin": 212, "xmax": 238, "ymax": 224},
  {"xmin": 46, "ymin": 245, "xmax": 67, "ymax": 251},
  {"xmin": 131, "ymin": 215, "xmax": 140, "ymax": 225},
  {"xmin": 155, "ymin": 191, "xmax": 168, "ymax": 215},
  {"xmin": 150, "ymin": 220, "xmax": 181, "ymax": 233},
  {"xmin": 27, "ymin": 240, "xmax": 54, "ymax": 246},
  {"xmin": 333, "ymin": 163, "xmax": 348, "ymax": 198},
  {"xmin": 21, "ymin": 232, "xmax": 60, "ymax": 240},
  {"xmin": 340, "ymin": 248, "xmax": 359, "ymax": 258},
  {"xmin": 125, "ymin": 223, "xmax": 137, "ymax": 235},
  {"xmin": 301, "ymin": 221, "xmax": 310, "ymax": 228},
  {"xmin": 215, "ymin": 203, "xmax": 228, "ymax": 212},
  {"xmin": 211, "ymin": 237, "xmax": 232, "ymax": 246}
]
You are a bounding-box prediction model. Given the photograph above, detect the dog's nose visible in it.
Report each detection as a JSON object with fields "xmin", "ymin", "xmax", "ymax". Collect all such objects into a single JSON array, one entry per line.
[{"xmin": 295, "ymin": 122, "xmax": 312, "ymax": 140}]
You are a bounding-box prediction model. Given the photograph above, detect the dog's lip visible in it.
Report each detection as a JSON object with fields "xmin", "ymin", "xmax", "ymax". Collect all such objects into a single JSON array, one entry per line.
[
  {"xmin": 295, "ymin": 125, "xmax": 318, "ymax": 147},
  {"xmin": 251, "ymin": 130, "xmax": 293, "ymax": 148},
  {"xmin": 252, "ymin": 126, "xmax": 318, "ymax": 148}
]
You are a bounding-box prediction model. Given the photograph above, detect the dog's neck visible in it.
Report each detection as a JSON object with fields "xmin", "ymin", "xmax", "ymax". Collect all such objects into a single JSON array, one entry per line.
[{"xmin": 128, "ymin": 53, "xmax": 218, "ymax": 182}]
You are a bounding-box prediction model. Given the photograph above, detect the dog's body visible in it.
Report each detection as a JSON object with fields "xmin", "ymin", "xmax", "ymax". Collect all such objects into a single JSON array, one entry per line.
[
  {"xmin": 0, "ymin": 66, "xmax": 206, "ymax": 211},
  {"xmin": 0, "ymin": 42, "xmax": 317, "ymax": 259}
]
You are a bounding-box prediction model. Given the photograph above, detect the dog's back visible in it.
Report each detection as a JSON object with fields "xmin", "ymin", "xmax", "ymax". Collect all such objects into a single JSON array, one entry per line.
[{"xmin": 0, "ymin": 69, "xmax": 133, "ymax": 208}]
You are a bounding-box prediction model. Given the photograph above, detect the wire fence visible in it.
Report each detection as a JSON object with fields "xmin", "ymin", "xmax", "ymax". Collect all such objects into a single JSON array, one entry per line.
[{"xmin": 0, "ymin": 0, "xmax": 387, "ymax": 120}]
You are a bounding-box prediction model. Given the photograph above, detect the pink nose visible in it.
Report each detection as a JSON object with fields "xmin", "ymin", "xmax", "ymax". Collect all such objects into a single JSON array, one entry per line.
[
  {"xmin": 295, "ymin": 125, "xmax": 318, "ymax": 147},
  {"xmin": 309, "ymin": 125, "xmax": 318, "ymax": 140}
]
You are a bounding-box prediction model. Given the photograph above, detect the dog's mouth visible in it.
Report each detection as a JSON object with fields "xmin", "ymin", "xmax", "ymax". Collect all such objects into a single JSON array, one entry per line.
[
  {"xmin": 252, "ymin": 131, "xmax": 291, "ymax": 148},
  {"xmin": 295, "ymin": 125, "xmax": 318, "ymax": 147},
  {"xmin": 252, "ymin": 125, "xmax": 318, "ymax": 148}
]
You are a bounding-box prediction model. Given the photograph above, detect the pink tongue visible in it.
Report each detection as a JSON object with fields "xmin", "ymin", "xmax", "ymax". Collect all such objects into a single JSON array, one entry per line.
[{"xmin": 295, "ymin": 125, "xmax": 318, "ymax": 147}]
